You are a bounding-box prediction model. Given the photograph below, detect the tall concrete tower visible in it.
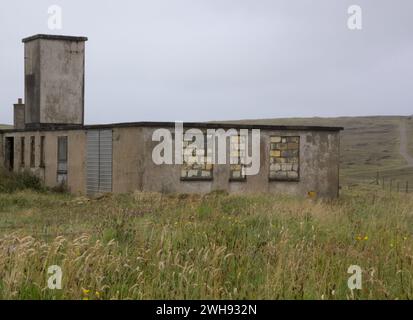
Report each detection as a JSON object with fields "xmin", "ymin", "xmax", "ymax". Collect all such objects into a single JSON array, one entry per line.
[{"xmin": 22, "ymin": 34, "xmax": 88, "ymax": 128}]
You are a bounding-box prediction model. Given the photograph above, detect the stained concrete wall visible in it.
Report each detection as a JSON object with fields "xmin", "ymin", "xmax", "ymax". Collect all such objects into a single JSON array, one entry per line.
[
  {"xmin": 24, "ymin": 39, "xmax": 40, "ymax": 124},
  {"xmin": 112, "ymin": 127, "xmax": 145, "ymax": 193},
  {"xmin": 1, "ymin": 125, "xmax": 340, "ymax": 198},
  {"xmin": 14, "ymin": 102, "xmax": 25, "ymax": 130},
  {"xmin": 1, "ymin": 130, "xmax": 86, "ymax": 194},
  {"xmin": 24, "ymin": 36, "xmax": 86, "ymax": 126},
  {"xmin": 135, "ymin": 127, "xmax": 340, "ymax": 198}
]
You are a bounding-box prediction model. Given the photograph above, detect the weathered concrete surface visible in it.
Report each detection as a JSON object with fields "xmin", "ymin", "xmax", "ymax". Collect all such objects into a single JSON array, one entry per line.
[
  {"xmin": 13, "ymin": 100, "xmax": 25, "ymax": 130},
  {"xmin": 1, "ymin": 125, "xmax": 341, "ymax": 198},
  {"xmin": 112, "ymin": 127, "xmax": 145, "ymax": 193},
  {"xmin": 23, "ymin": 35, "xmax": 87, "ymax": 127},
  {"xmin": 24, "ymin": 39, "xmax": 40, "ymax": 124},
  {"xmin": 1, "ymin": 34, "xmax": 341, "ymax": 198},
  {"xmin": 137, "ymin": 127, "xmax": 340, "ymax": 198},
  {"xmin": 1, "ymin": 130, "xmax": 86, "ymax": 194}
]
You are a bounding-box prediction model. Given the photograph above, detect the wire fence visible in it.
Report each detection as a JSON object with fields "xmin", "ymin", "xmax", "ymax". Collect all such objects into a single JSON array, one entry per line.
[{"xmin": 373, "ymin": 171, "xmax": 411, "ymax": 193}]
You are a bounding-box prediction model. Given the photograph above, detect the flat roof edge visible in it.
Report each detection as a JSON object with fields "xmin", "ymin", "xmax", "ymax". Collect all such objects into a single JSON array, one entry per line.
[
  {"xmin": 22, "ymin": 34, "xmax": 88, "ymax": 43},
  {"xmin": 0, "ymin": 122, "xmax": 344, "ymax": 133}
]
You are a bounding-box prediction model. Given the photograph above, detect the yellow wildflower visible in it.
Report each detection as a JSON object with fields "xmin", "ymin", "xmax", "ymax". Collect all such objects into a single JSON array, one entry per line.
[{"xmin": 308, "ymin": 191, "xmax": 317, "ymax": 199}]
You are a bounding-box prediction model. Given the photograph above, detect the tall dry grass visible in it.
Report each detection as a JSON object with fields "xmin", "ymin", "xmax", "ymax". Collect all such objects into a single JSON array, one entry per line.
[{"xmin": 0, "ymin": 187, "xmax": 412, "ymax": 299}]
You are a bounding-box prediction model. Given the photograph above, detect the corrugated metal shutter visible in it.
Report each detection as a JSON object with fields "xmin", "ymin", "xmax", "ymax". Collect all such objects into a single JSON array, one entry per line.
[
  {"xmin": 98, "ymin": 130, "xmax": 113, "ymax": 193},
  {"xmin": 86, "ymin": 131, "xmax": 100, "ymax": 196},
  {"xmin": 86, "ymin": 130, "xmax": 112, "ymax": 196}
]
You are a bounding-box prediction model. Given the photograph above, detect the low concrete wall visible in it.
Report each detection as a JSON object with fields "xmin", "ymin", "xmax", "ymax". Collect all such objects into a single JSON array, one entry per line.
[
  {"xmin": 1, "ymin": 124, "xmax": 340, "ymax": 198},
  {"xmin": 1, "ymin": 130, "xmax": 86, "ymax": 194},
  {"xmin": 131, "ymin": 127, "xmax": 339, "ymax": 198}
]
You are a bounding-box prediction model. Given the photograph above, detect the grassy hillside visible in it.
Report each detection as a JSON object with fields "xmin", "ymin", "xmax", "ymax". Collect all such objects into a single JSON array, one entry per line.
[
  {"xmin": 0, "ymin": 124, "xmax": 12, "ymax": 129},
  {"xmin": 0, "ymin": 188, "xmax": 412, "ymax": 299},
  {"xmin": 221, "ymin": 116, "xmax": 413, "ymax": 187},
  {"xmin": 408, "ymin": 119, "xmax": 413, "ymax": 160}
]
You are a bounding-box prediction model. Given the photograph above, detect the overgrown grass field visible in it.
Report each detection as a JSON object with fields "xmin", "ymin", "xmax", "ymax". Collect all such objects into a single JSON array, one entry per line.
[{"xmin": 0, "ymin": 185, "xmax": 412, "ymax": 300}]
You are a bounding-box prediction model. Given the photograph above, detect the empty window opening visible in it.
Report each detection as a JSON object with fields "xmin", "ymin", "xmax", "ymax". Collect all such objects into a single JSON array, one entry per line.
[
  {"xmin": 20, "ymin": 137, "xmax": 25, "ymax": 167},
  {"xmin": 40, "ymin": 136, "xmax": 45, "ymax": 167},
  {"xmin": 30, "ymin": 136, "xmax": 35, "ymax": 168},
  {"xmin": 4, "ymin": 137, "xmax": 14, "ymax": 171}
]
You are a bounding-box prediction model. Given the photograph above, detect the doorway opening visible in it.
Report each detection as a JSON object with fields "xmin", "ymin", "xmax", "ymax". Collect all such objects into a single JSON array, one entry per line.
[{"xmin": 5, "ymin": 137, "xmax": 14, "ymax": 171}]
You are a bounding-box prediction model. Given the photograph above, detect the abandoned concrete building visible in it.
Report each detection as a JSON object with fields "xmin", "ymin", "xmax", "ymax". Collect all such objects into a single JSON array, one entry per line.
[{"xmin": 0, "ymin": 34, "xmax": 343, "ymax": 198}]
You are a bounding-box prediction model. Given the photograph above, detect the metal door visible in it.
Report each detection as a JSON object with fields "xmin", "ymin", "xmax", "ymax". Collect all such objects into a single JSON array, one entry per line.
[
  {"xmin": 86, "ymin": 130, "xmax": 112, "ymax": 196},
  {"xmin": 98, "ymin": 130, "xmax": 113, "ymax": 193}
]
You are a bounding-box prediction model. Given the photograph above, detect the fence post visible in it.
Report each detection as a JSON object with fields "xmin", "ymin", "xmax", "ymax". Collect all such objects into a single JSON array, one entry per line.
[
  {"xmin": 407, "ymin": 181, "xmax": 409, "ymax": 194},
  {"xmin": 390, "ymin": 179, "xmax": 393, "ymax": 192},
  {"xmin": 382, "ymin": 177, "xmax": 385, "ymax": 190},
  {"xmin": 397, "ymin": 182, "xmax": 399, "ymax": 193},
  {"xmin": 376, "ymin": 171, "xmax": 379, "ymax": 185}
]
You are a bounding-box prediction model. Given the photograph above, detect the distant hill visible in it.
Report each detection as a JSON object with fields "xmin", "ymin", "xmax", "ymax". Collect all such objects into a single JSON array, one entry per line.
[
  {"xmin": 0, "ymin": 124, "xmax": 12, "ymax": 129},
  {"xmin": 219, "ymin": 116, "xmax": 413, "ymax": 187}
]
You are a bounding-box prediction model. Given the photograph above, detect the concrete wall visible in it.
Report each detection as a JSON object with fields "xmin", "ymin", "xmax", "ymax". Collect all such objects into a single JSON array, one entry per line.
[
  {"xmin": 24, "ymin": 39, "xmax": 41, "ymax": 124},
  {"xmin": 24, "ymin": 37, "xmax": 86, "ymax": 126},
  {"xmin": 1, "ymin": 130, "xmax": 86, "ymax": 194},
  {"xmin": 14, "ymin": 102, "xmax": 25, "ymax": 130},
  {"xmin": 1, "ymin": 126, "xmax": 340, "ymax": 198},
  {"xmin": 133, "ymin": 127, "xmax": 340, "ymax": 198},
  {"xmin": 112, "ymin": 127, "xmax": 145, "ymax": 193}
]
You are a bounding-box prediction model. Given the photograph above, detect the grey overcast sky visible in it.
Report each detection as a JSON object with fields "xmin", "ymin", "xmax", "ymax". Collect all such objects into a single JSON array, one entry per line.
[{"xmin": 0, "ymin": 0, "xmax": 412, "ymax": 124}]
